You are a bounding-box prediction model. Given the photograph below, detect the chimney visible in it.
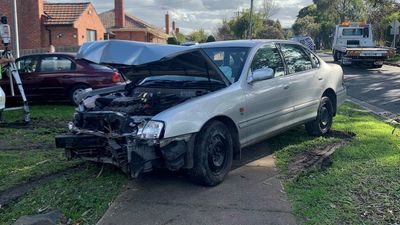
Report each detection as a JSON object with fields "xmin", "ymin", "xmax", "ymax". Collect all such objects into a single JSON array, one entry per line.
[
  {"xmin": 115, "ymin": 0, "xmax": 125, "ymax": 28},
  {"xmin": 175, "ymin": 27, "xmax": 180, "ymax": 34},
  {"xmin": 165, "ymin": 13, "xmax": 170, "ymax": 34},
  {"xmin": 172, "ymin": 21, "xmax": 176, "ymax": 34}
]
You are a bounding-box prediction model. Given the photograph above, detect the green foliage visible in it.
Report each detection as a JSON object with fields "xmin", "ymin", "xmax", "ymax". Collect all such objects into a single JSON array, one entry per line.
[
  {"xmin": 292, "ymin": 16, "xmax": 321, "ymax": 38},
  {"xmin": 217, "ymin": 19, "xmax": 235, "ymax": 40},
  {"xmin": 206, "ymin": 35, "xmax": 216, "ymax": 42},
  {"xmin": 167, "ymin": 37, "xmax": 179, "ymax": 45},
  {"xmin": 257, "ymin": 20, "xmax": 285, "ymax": 39},
  {"xmin": 298, "ymin": 4, "xmax": 317, "ymax": 18},
  {"xmin": 175, "ymin": 32, "xmax": 186, "ymax": 44},
  {"xmin": 228, "ymin": 9, "xmax": 264, "ymax": 39},
  {"xmin": 188, "ymin": 28, "xmax": 208, "ymax": 43}
]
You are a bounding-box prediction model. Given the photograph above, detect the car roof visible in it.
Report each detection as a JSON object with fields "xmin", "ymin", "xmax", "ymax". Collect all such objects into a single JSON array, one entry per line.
[
  {"xmin": 196, "ymin": 39, "xmax": 299, "ymax": 48},
  {"xmin": 18, "ymin": 52, "xmax": 77, "ymax": 58}
]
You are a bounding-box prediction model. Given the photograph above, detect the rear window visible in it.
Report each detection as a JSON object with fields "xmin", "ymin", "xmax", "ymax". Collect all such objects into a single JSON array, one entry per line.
[
  {"xmin": 89, "ymin": 63, "xmax": 113, "ymax": 71},
  {"xmin": 342, "ymin": 28, "xmax": 363, "ymax": 36}
]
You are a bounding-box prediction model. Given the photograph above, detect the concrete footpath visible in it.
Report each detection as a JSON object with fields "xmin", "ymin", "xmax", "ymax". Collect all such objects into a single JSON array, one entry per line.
[{"xmin": 97, "ymin": 142, "xmax": 297, "ymax": 225}]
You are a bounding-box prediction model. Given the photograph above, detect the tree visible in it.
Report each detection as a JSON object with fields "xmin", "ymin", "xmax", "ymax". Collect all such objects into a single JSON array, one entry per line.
[
  {"xmin": 175, "ymin": 33, "xmax": 186, "ymax": 44},
  {"xmin": 261, "ymin": 0, "xmax": 279, "ymax": 19},
  {"xmin": 292, "ymin": 16, "xmax": 320, "ymax": 38},
  {"xmin": 256, "ymin": 19, "xmax": 285, "ymax": 39},
  {"xmin": 167, "ymin": 37, "xmax": 179, "ymax": 45},
  {"xmin": 217, "ymin": 19, "xmax": 235, "ymax": 40},
  {"xmin": 206, "ymin": 35, "xmax": 216, "ymax": 42},
  {"xmin": 298, "ymin": 4, "xmax": 317, "ymax": 18},
  {"xmin": 188, "ymin": 29, "xmax": 208, "ymax": 43},
  {"xmin": 313, "ymin": 0, "xmax": 367, "ymax": 23},
  {"xmin": 229, "ymin": 10, "xmax": 264, "ymax": 39}
]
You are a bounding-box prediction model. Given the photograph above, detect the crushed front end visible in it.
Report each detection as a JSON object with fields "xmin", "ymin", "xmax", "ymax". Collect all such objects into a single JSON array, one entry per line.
[{"xmin": 55, "ymin": 91, "xmax": 196, "ymax": 178}]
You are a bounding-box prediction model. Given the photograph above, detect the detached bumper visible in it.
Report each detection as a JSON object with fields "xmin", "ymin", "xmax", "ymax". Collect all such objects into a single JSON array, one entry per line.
[{"xmin": 55, "ymin": 133, "xmax": 194, "ymax": 178}]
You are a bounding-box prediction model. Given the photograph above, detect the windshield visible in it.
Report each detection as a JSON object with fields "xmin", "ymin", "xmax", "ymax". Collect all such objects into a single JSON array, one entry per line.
[{"xmin": 203, "ymin": 47, "xmax": 250, "ymax": 83}]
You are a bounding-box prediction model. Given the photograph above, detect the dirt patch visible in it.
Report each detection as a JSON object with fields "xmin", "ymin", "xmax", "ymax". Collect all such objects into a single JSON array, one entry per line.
[
  {"xmin": 0, "ymin": 118, "xmax": 68, "ymax": 130},
  {"xmin": 287, "ymin": 130, "xmax": 355, "ymax": 181},
  {"xmin": 0, "ymin": 141, "xmax": 54, "ymax": 151},
  {"xmin": 0, "ymin": 164, "xmax": 84, "ymax": 207},
  {"xmin": 324, "ymin": 130, "xmax": 356, "ymax": 139}
]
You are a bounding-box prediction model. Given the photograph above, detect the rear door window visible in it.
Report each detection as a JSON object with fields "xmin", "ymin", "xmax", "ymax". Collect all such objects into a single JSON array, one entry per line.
[
  {"xmin": 39, "ymin": 56, "xmax": 75, "ymax": 72},
  {"xmin": 279, "ymin": 44, "xmax": 313, "ymax": 74}
]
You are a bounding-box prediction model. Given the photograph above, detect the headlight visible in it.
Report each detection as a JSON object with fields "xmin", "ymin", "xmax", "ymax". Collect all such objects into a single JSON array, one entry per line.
[{"xmin": 138, "ymin": 120, "xmax": 164, "ymax": 139}]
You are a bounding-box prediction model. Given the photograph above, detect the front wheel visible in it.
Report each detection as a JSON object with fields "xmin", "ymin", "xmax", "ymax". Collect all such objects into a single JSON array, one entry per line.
[
  {"xmin": 188, "ymin": 121, "xmax": 233, "ymax": 186},
  {"xmin": 306, "ymin": 96, "xmax": 334, "ymax": 136}
]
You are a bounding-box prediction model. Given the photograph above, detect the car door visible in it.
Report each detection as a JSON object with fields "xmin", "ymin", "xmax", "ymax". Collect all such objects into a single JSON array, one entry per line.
[
  {"xmin": 35, "ymin": 55, "xmax": 76, "ymax": 98},
  {"xmin": 242, "ymin": 43, "xmax": 294, "ymax": 145},
  {"xmin": 278, "ymin": 43, "xmax": 322, "ymax": 123},
  {"xmin": 0, "ymin": 56, "xmax": 40, "ymax": 97}
]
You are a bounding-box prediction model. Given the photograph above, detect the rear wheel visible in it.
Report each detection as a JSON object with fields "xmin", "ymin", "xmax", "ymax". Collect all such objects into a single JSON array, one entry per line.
[
  {"xmin": 69, "ymin": 84, "xmax": 90, "ymax": 105},
  {"xmin": 188, "ymin": 121, "xmax": 233, "ymax": 186},
  {"xmin": 306, "ymin": 96, "xmax": 334, "ymax": 136}
]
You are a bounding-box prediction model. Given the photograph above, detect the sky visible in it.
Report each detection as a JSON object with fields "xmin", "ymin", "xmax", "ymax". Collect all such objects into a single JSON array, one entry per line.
[{"xmin": 48, "ymin": 0, "xmax": 313, "ymax": 34}]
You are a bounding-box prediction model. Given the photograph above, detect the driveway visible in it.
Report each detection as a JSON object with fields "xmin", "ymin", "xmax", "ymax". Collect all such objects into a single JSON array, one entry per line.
[
  {"xmin": 319, "ymin": 53, "xmax": 400, "ymax": 114},
  {"xmin": 97, "ymin": 141, "xmax": 297, "ymax": 225}
]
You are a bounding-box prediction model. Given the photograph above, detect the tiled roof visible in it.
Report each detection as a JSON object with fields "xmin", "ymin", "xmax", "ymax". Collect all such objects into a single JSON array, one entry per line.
[
  {"xmin": 43, "ymin": 3, "xmax": 90, "ymax": 25},
  {"xmin": 99, "ymin": 10, "xmax": 166, "ymax": 38}
]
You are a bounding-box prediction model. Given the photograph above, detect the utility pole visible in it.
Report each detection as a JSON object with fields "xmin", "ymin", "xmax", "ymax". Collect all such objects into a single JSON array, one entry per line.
[
  {"xmin": 12, "ymin": 0, "xmax": 20, "ymax": 58},
  {"xmin": 248, "ymin": 0, "xmax": 254, "ymax": 39}
]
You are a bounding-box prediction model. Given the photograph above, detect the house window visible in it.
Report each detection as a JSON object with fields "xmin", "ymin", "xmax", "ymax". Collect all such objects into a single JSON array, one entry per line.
[{"xmin": 86, "ymin": 29, "xmax": 97, "ymax": 42}]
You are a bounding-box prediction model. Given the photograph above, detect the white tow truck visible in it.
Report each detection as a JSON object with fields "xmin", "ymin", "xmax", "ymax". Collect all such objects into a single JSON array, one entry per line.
[{"xmin": 332, "ymin": 22, "xmax": 395, "ymax": 68}]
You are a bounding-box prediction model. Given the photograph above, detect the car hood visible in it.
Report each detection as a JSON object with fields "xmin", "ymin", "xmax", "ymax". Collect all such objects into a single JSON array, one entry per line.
[{"xmin": 77, "ymin": 40, "xmax": 230, "ymax": 86}]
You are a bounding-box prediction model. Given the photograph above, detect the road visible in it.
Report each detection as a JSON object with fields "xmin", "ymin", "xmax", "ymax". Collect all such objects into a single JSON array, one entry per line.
[{"xmin": 319, "ymin": 53, "xmax": 400, "ymax": 113}]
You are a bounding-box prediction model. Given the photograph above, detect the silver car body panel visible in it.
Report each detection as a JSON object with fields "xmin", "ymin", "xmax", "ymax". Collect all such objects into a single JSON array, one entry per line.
[{"xmin": 151, "ymin": 40, "xmax": 346, "ymax": 147}]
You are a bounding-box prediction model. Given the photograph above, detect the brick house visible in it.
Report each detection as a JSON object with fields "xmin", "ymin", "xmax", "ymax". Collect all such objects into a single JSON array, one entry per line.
[
  {"xmin": 0, "ymin": 0, "xmax": 105, "ymax": 50},
  {"xmin": 99, "ymin": 0, "xmax": 168, "ymax": 43}
]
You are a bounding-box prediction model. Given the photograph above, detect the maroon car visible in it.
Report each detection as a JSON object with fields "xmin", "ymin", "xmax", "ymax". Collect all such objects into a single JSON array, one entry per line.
[{"xmin": 0, "ymin": 53, "xmax": 126, "ymax": 105}]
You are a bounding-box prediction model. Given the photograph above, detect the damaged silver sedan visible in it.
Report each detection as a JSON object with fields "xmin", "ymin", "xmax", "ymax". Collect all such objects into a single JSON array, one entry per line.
[{"xmin": 56, "ymin": 40, "xmax": 346, "ymax": 186}]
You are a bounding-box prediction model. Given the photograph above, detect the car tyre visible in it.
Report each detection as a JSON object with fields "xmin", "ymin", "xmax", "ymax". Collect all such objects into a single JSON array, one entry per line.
[
  {"xmin": 69, "ymin": 84, "xmax": 90, "ymax": 105},
  {"xmin": 188, "ymin": 121, "xmax": 233, "ymax": 186},
  {"xmin": 305, "ymin": 96, "xmax": 334, "ymax": 136},
  {"xmin": 333, "ymin": 51, "xmax": 339, "ymax": 61}
]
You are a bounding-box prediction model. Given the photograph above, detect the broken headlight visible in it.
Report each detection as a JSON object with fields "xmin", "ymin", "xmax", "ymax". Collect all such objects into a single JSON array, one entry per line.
[{"xmin": 137, "ymin": 120, "xmax": 164, "ymax": 139}]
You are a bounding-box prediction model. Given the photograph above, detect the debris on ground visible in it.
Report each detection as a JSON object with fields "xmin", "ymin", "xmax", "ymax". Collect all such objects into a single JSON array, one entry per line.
[
  {"xmin": 287, "ymin": 130, "xmax": 355, "ymax": 180},
  {"xmin": 11, "ymin": 210, "xmax": 68, "ymax": 225}
]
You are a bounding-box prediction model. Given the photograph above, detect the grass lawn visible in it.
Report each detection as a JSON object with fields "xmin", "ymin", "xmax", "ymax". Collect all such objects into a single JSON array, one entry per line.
[
  {"xmin": 0, "ymin": 105, "xmax": 128, "ymax": 225},
  {"xmin": 387, "ymin": 54, "xmax": 400, "ymax": 62},
  {"xmin": 274, "ymin": 102, "xmax": 400, "ymax": 224}
]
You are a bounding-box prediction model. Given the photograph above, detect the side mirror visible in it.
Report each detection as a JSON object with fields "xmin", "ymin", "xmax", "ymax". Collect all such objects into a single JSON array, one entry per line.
[{"xmin": 248, "ymin": 68, "xmax": 274, "ymax": 84}]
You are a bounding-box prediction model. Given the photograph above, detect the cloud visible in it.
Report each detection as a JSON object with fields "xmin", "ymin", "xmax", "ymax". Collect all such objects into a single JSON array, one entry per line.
[{"xmin": 46, "ymin": 0, "xmax": 313, "ymax": 34}]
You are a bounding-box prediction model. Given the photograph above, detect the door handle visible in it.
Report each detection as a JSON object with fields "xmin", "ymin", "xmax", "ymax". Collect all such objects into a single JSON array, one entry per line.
[
  {"xmin": 318, "ymin": 77, "xmax": 323, "ymax": 81},
  {"xmin": 284, "ymin": 85, "xmax": 290, "ymax": 90}
]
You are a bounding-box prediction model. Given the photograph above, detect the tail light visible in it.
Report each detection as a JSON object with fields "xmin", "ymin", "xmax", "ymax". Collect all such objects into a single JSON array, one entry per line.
[{"xmin": 112, "ymin": 72, "xmax": 121, "ymax": 83}]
